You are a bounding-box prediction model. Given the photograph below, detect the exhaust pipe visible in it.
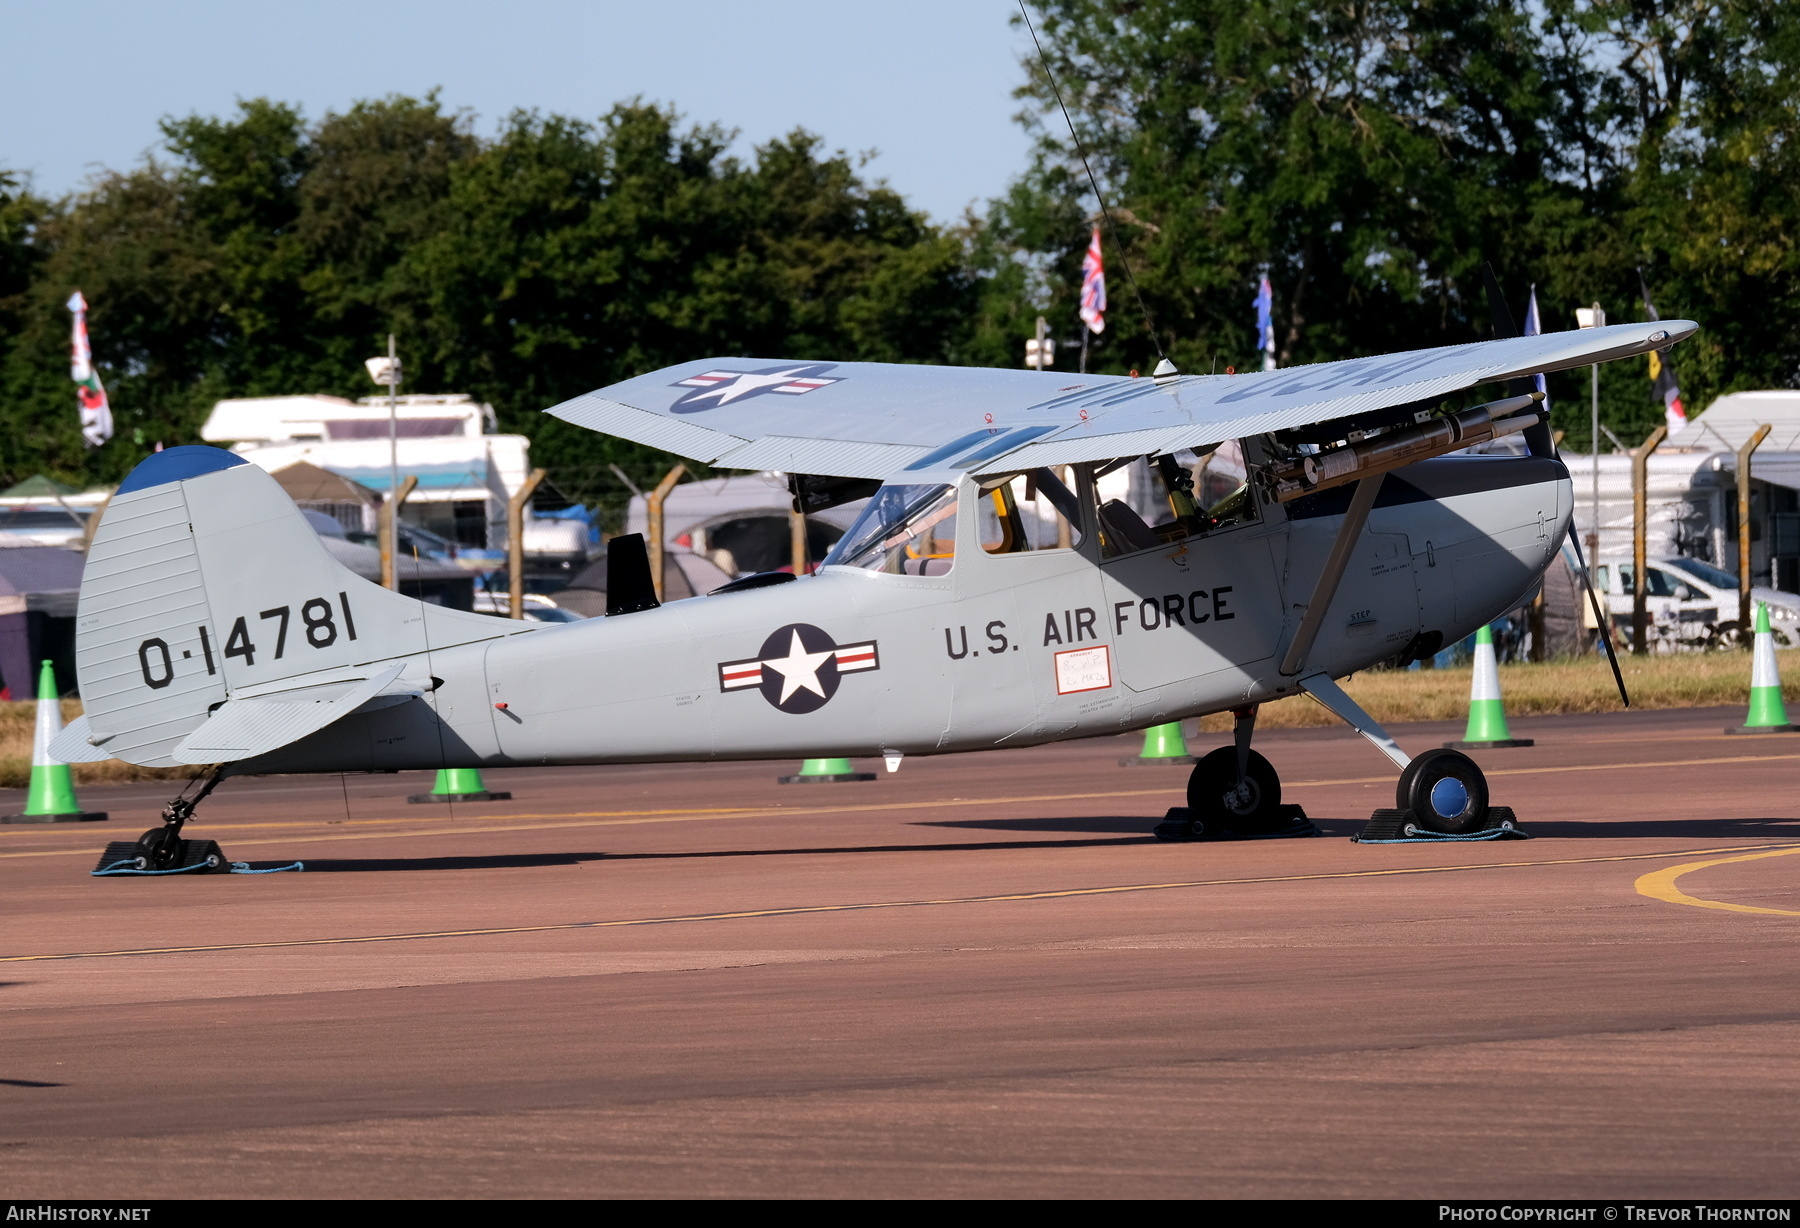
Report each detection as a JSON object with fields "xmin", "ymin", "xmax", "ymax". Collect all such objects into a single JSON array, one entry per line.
[{"xmin": 1269, "ymin": 392, "xmax": 1544, "ymax": 502}]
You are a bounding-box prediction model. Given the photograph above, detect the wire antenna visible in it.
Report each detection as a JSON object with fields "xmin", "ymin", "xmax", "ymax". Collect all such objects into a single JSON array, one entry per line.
[{"xmin": 1016, "ymin": 1, "xmax": 1168, "ymax": 367}]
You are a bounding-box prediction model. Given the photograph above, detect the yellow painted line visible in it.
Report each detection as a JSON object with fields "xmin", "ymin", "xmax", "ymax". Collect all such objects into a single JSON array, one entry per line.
[
  {"xmin": 1634, "ymin": 845, "xmax": 1800, "ymax": 916},
  {"xmin": 1283, "ymin": 750, "xmax": 1800, "ymax": 790},
  {"xmin": 6, "ymin": 841, "xmax": 1795, "ymax": 965}
]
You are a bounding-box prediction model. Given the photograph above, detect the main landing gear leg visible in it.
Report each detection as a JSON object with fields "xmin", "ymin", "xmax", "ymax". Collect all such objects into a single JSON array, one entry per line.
[
  {"xmin": 1154, "ymin": 704, "xmax": 1317, "ymax": 842},
  {"xmin": 1296, "ymin": 672, "xmax": 1523, "ymax": 842},
  {"xmin": 93, "ymin": 769, "xmax": 231, "ymax": 874}
]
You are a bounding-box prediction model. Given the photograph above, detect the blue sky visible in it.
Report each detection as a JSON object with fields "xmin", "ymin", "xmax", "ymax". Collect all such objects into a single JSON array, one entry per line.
[{"xmin": 0, "ymin": 0, "xmax": 1040, "ymax": 223}]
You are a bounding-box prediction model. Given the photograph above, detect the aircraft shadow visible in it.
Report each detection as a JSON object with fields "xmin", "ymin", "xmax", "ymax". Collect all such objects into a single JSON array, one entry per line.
[
  {"xmin": 919, "ymin": 815, "xmax": 1163, "ymax": 835},
  {"xmin": 924, "ymin": 814, "xmax": 1369, "ymax": 838},
  {"xmin": 929, "ymin": 814, "xmax": 1800, "ymax": 841},
  {"xmin": 282, "ymin": 816, "xmax": 1797, "ymax": 873},
  {"xmin": 296, "ymin": 833, "xmax": 1162, "ymax": 872},
  {"xmin": 0, "ymin": 1078, "xmax": 63, "ymax": 1088},
  {"xmin": 299, "ymin": 852, "xmax": 611, "ymax": 873}
]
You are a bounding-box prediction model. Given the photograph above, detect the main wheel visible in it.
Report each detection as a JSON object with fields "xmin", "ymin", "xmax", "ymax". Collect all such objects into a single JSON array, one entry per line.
[
  {"xmin": 1187, "ymin": 747, "xmax": 1283, "ymax": 834},
  {"xmin": 1399, "ymin": 748, "xmax": 1490, "ymax": 834}
]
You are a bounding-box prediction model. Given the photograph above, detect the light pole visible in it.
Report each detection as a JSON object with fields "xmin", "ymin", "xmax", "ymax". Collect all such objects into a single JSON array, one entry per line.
[
  {"xmin": 1575, "ymin": 305, "xmax": 1606, "ymax": 560},
  {"xmin": 1024, "ymin": 316, "xmax": 1054, "ymax": 370},
  {"xmin": 364, "ymin": 336, "xmax": 403, "ymax": 589}
]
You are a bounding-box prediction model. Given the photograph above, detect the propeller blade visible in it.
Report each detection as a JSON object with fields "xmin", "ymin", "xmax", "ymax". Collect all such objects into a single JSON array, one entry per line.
[
  {"xmin": 1481, "ymin": 262, "xmax": 1521, "ymax": 339},
  {"xmin": 1564, "ymin": 524, "xmax": 1631, "ymax": 708},
  {"xmin": 1481, "ymin": 261, "xmax": 1556, "ymax": 457}
]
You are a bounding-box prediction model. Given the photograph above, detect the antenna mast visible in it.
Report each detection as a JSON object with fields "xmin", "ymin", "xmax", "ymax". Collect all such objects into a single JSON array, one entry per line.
[{"xmin": 1016, "ymin": 2, "xmax": 1173, "ymax": 375}]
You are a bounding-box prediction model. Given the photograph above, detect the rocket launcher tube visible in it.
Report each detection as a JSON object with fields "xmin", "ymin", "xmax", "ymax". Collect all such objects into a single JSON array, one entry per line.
[{"xmin": 1270, "ymin": 392, "xmax": 1544, "ymax": 502}]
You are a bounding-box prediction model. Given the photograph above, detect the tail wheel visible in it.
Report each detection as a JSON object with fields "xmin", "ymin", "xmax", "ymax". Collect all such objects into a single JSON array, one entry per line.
[
  {"xmin": 1187, "ymin": 747, "xmax": 1282, "ymax": 834},
  {"xmin": 1398, "ymin": 748, "xmax": 1490, "ymax": 834},
  {"xmin": 135, "ymin": 827, "xmax": 178, "ymax": 871}
]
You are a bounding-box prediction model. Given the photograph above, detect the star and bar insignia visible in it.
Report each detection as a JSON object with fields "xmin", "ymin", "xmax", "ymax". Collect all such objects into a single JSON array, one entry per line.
[
  {"xmin": 718, "ymin": 623, "xmax": 880, "ymax": 714},
  {"xmin": 670, "ymin": 362, "xmax": 842, "ymax": 412}
]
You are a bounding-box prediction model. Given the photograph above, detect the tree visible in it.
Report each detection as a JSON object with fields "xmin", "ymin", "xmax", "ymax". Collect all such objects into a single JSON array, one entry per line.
[
  {"xmin": 1005, "ymin": 1, "xmax": 1800, "ymax": 446},
  {"xmin": 0, "ymin": 97, "xmax": 980, "ymax": 512}
]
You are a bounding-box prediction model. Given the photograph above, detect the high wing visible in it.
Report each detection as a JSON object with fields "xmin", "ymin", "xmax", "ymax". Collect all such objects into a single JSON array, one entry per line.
[{"xmin": 544, "ymin": 322, "xmax": 1696, "ymax": 479}]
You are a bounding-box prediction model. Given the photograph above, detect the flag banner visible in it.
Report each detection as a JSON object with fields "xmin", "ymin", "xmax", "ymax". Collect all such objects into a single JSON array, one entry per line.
[
  {"xmin": 1254, "ymin": 274, "xmax": 1275, "ymax": 371},
  {"xmin": 1638, "ymin": 274, "xmax": 1686, "ymax": 433},
  {"xmin": 1521, "ymin": 285, "xmax": 1550, "ymax": 414},
  {"xmin": 1079, "ymin": 226, "xmax": 1106, "ymax": 335},
  {"xmin": 67, "ymin": 291, "xmax": 113, "ymax": 448}
]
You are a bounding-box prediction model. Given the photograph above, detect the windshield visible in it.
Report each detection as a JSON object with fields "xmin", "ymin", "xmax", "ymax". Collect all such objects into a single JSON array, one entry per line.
[
  {"xmin": 1619, "ymin": 565, "xmax": 1678, "ymax": 597},
  {"xmin": 1664, "ymin": 558, "xmax": 1738, "ymax": 590},
  {"xmin": 821, "ymin": 483, "xmax": 959, "ymax": 575}
]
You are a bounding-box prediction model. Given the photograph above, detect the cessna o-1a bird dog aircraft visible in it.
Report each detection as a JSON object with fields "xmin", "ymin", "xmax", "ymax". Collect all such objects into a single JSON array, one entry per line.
[{"xmin": 60, "ymin": 319, "xmax": 1692, "ymax": 871}]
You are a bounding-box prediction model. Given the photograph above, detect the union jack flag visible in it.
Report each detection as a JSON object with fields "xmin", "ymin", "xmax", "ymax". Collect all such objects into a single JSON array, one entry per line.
[
  {"xmin": 67, "ymin": 291, "xmax": 113, "ymax": 448},
  {"xmin": 1079, "ymin": 227, "xmax": 1106, "ymax": 335}
]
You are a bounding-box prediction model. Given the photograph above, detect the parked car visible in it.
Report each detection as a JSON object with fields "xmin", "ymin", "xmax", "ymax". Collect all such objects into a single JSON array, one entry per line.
[
  {"xmin": 1587, "ymin": 556, "xmax": 1800, "ymax": 648},
  {"xmin": 471, "ymin": 591, "xmax": 584, "ymax": 623},
  {"xmin": 0, "ymin": 505, "xmax": 90, "ymax": 549}
]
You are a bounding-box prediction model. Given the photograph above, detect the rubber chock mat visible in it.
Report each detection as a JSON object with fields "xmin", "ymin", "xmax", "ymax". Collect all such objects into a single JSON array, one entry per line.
[{"xmin": 1352, "ymin": 806, "xmax": 1526, "ymax": 843}]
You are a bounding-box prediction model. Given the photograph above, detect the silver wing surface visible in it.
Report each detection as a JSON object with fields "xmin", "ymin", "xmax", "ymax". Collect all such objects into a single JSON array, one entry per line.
[{"xmin": 545, "ymin": 322, "xmax": 1695, "ymax": 478}]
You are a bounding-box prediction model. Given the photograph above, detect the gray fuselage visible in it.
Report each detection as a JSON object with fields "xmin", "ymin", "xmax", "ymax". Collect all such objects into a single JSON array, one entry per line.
[{"xmin": 239, "ymin": 454, "xmax": 1570, "ymax": 775}]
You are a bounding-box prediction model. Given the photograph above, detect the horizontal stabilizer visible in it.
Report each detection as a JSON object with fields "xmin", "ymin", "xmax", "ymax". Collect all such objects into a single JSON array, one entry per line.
[
  {"xmin": 47, "ymin": 714, "xmax": 116, "ymax": 764},
  {"xmin": 169, "ymin": 664, "xmax": 407, "ymax": 765}
]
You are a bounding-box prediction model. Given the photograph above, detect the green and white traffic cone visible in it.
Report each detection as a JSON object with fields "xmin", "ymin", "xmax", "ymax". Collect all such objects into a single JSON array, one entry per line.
[
  {"xmin": 3, "ymin": 660, "xmax": 106, "ymax": 824},
  {"xmin": 407, "ymin": 766, "xmax": 513, "ymax": 803},
  {"xmin": 778, "ymin": 757, "xmax": 875, "ymax": 784},
  {"xmin": 1445, "ymin": 625, "xmax": 1533, "ymax": 749},
  {"xmin": 1726, "ymin": 602, "xmax": 1798, "ymax": 734},
  {"xmin": 1119, "ymin": 721, "xmax": 1196, "ymax": 766}
]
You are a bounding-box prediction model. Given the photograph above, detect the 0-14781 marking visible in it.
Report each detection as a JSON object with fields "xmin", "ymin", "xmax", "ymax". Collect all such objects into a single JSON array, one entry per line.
[{"xmin": 137, "ymin": 591, "xmax": 358, "ymax": 690}]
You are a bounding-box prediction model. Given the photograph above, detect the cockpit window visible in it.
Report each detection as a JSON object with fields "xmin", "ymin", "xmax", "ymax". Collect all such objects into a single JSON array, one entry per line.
[
  {"xmin": 1094, "ymin": 451, "xmax": 1259, "ymax": 559},
  {"xmin": 977, "ymin": 469, "xmax": 1083, "ymax": 554},
  {"xmin": 1619, "ymin": 564, "xmax": 1677, "ymax": 598},
  {"xmin": 821, "ymin": 483, "xmax": 959, "ymax": 575},
  {"xmin": 1666, "ymin": 559, "xmax": 1737, "ymax": 589}
]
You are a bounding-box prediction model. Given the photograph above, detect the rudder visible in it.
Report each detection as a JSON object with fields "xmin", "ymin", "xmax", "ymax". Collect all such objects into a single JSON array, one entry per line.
[{"xmin": 74, "ymin": 447, "xmax": 515, "ymax": 767}]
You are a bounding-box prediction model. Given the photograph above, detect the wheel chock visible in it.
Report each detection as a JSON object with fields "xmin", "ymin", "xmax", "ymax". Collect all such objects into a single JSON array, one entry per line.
[
  {"xmin": 92, "ymin": 837, "xmax": 229, "ymax": 875},
  {"xmin": 1153, "ymin": 804, "xmax": 1317, "ymax": 842},
  {"xmin": 1352, "ymin": 806, "xmax": 1526, "ymax": 843}
]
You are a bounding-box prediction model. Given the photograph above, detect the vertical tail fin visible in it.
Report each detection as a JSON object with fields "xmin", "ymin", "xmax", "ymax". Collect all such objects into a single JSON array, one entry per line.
[{"xmin": 75, "ymin": 447, "xmax": 514, "ymax": 766}]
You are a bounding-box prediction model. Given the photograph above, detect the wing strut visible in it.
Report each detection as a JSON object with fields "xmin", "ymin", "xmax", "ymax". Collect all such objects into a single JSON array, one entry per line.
[
  {"xmin": 1279, "ymin": 473, "xmax": 1385, "ymax": 677},
  {"xmin": 1297, "ymin": 672, "xmax": 1412, "ymax": 769},
  {"xmin": 1563, "ymin": 526, "xmax": 1632, "ymax": 708}
]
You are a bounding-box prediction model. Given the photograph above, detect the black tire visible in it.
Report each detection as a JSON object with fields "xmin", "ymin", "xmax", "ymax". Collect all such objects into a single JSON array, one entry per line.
[
  {"xmin": 1187, "ymin": 747, "xmax": 1282, "ymax": 834},
  {"xmin": 1401, "ymin": 748, "xmax": 1490, "ymax": 834},
  {"xmin": 1394, "ymin": 754, "xmax": 1429, "ymax": 811}
]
